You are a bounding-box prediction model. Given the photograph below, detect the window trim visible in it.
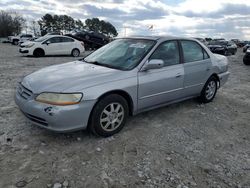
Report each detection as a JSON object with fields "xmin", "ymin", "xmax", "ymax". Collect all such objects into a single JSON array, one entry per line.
[
  {"xmin": 148, "ymin": 40, "xmax": 181, "ymax": 67},
  {"xmin": 179, "ymin": 39, "xmax": 210, "ymax": 63}
]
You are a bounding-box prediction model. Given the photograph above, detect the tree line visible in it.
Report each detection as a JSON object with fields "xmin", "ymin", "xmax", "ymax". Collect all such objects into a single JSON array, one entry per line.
[
  {"xmin": 0, "ymin": 11, "xmax": 26, "ymax": 37},
  {"xmin": 0, "ymin": 11, "xmax": 118, "ymax": 38}
]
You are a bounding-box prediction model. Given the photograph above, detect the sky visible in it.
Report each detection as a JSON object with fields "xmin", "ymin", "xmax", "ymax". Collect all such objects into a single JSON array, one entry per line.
[{"xmin": 1, "ymin": 0, "xmax": 250, "ymax": 39}]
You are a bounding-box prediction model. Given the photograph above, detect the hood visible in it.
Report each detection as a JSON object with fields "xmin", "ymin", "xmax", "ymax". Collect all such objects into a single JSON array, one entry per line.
[
  {"xmin": 20, "ymin": 41, "xmax": 34, "ymax": 46},
  {"xmin": 22, "ymin": 61, "xmax": 129, "ymax": 94}
]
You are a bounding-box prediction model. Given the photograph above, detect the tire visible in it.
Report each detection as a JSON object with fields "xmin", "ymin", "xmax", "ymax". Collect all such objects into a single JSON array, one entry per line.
[
  {"xmin": 85, "ymin": 35, "xmax": 90, "ymax": 40},
  {"xmin": 71, "ymin": 48, "xmax": 80, "ymax": 57},
  {"xmin": 12, "ymin": 40, "xmax": 19, "ymax": 45},
  {"xmin": 243, "ymin": 58, "xmax": 250, "ymax": 65},
  {"xmin": 224, "ymin": 50, "xmax": 228, "ymax": 56},
  {"xmin": 200, "ymin": 76, "xmax": 218, "ymax": 103},
  {"xmin": 89, "ymin": 94, "xmax": 129, "ymax": 137},
  {"xmin": 33, "ymin": 48, "xmax": 44, "ymax": 57}
]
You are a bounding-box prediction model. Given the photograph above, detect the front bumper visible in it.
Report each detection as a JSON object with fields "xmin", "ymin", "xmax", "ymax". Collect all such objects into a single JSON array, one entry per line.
[
  {"xmin": 19, "ymin": 48, "xmax": 29, "ymax": 54},
  {"xmin": 218, "ymin": 71, "xmax": 230, "ymax": 87},
  {"xmin": 15, "ymin": 89, "xmax": 96, "ymax": 133}
]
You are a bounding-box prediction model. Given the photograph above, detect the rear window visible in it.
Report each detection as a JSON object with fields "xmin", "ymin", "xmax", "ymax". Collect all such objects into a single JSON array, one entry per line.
[
  {"xmin": 181, "ymin": 40, "xmax": 204, "ymax": 63},
  {"xmin": 61, "ymin": 37, "xmax": 74, "ymax": 42}
]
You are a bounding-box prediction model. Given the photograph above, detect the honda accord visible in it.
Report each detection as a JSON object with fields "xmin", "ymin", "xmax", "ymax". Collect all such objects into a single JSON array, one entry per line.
[{"xmin": 15, "ymin": 36, "xmax": 230, "ymax": 137}]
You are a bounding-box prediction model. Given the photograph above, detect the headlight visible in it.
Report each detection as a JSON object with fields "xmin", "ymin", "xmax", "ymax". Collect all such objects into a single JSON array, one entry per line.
[
  {"xmin": 36, "ymin": 93, "xmax": 83, "ymax": 105},
  {"xmin": 25, "ymin": 43, "xmax": 35, "ymax": 48}
]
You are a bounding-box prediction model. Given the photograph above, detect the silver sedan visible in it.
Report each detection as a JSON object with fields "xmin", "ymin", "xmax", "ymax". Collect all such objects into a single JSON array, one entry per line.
[{"xmin": 15, "ymin": 36, "xmax": 230, "ymax": 137}]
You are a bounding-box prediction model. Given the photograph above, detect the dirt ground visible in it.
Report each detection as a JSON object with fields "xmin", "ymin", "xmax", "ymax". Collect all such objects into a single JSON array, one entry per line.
[{"xmin": 0, "ymin": 43, "xmax": 250, "ymax": 188}]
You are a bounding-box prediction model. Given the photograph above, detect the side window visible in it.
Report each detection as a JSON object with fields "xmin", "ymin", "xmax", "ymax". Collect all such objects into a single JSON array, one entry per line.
[
  {"xmin": 150, "ymin": 41, "xmax": 180, "ymax": 67},
  {"xmin": 181, "ymin": 40, "xmax": 204, "ymax": 63},
  {"xmin": 48, "ymin": 37, "xmax": 61, "ymax": 43},
  {"xmin": 61, "ymin": 37, "xmax": 74, "ymax": 42}
]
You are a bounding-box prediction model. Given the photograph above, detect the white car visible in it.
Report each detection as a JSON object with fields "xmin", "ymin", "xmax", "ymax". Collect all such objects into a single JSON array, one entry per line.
[
  {"xmin": 8, "ymin": 34, "xmax": 33, "ymax": 45},
  {"xmin": 19, "ymin": 35, "xmax": 85, "ymax": 57}
]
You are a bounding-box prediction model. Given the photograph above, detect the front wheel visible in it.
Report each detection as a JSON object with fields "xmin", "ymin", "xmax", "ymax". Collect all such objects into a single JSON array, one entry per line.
[
  {"xmin": 13, "ymin": 40, "xmax": 19, "ymax": 45},
  {"xmin": 89, "ymin": 94, "xmax": 129, "ymax": 137},
  {"xmin": 200, "ymin": 76, "xmax": 218, "ymax": 103}
]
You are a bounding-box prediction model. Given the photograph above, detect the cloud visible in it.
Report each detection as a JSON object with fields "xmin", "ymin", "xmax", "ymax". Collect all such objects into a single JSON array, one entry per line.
[
  {"xmin": 0, "ymin": 0, "xmax": 250, "ymax": 39},
  {"xmin": 182, "ymin": 3, "xmax": 250, "ymax": 18}
]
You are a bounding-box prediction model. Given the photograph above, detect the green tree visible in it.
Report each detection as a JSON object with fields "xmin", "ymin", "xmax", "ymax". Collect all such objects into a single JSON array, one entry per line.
[
  {"xmin": 85, "ymin": 18, "xmax": 118, "ymax": 37},
  {"xmin": 38, "ymin": 13, "xmax": 54, "ymax": 35},
  {"xmin": 38, "ymin": 14, "xmax": 117, "ymax": 37},
  {"xmin": 0, "ymin": 11, "xmax": 26, "ymax": 37},
  {"xmin": 75, "ymin": 19, "xmax": 85, "ymax": 30},
  {"xmin": 38, "ymin": 14, "xmax": 84, "ymax": 35}
]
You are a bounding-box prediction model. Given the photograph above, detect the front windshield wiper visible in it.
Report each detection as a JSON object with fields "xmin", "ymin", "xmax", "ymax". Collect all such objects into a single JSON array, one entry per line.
[{"xmin": 82, "ymin": 59, "xmax": 122, "ymax": 70}]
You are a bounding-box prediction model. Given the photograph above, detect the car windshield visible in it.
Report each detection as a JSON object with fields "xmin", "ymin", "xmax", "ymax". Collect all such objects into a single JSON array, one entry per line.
[
  {"xmin": 34, "ymin": 36, "xmax": 50, "ymax": 42},
  {"xmin": 83, "ymin": 38, "xmax": 156, "ymax": 70}
]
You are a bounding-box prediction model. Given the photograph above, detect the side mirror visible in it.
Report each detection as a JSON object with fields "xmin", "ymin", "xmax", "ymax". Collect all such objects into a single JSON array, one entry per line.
[
  {"xmin": 142, "ymin": 59, "xmax": 164, "ymax": 71},
  {"xmin": 46, "ymin": 41, "xmax": 51, "ymax": 45}
]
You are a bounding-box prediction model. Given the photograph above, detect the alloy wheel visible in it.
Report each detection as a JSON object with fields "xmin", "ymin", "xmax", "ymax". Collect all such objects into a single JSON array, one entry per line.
[
  {"xmin": 205, "ymin": 80, "xmax": 216, "ymax": 100},
  {"xmin": 100, "ymin": 103, "xmax": 124, "ymax": 132}
]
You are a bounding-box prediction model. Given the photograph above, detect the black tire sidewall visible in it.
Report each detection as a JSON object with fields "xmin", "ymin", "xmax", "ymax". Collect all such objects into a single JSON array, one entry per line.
[
  {"xmin": 72, "ymin": 49, "xmax": 80, "ymax": 57},
  {"xmin": 90, "ymin": 94, "xmax": 129, "ymax": 137},
  {"xmin": 13, "ymin": 40, "xmax": 18, "ymax": 45},
  {"xmin": 34, "ymin": 49, "xmax": 44, "ymax": 57},
  {"xmin": 200, "ymin": 76, "xmax": 218, "ymax": 103}
]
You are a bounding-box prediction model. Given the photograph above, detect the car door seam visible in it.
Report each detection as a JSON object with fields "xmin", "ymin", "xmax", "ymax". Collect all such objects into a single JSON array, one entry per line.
[{"xmin": 139, "ymin": 87, "xmax": 184, "ymax": 100}]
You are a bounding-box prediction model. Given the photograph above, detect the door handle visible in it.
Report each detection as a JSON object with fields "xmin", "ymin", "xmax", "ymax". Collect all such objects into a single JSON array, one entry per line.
[
  {"xmin": 206, "ymin": 68, "xmax": 211, "ymax": 71},
  {"xmin": 175, "ymin": 73, "xmax": 182, "ymax": 78}
]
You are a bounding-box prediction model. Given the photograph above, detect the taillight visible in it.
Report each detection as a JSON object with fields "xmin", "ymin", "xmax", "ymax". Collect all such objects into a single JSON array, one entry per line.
[{"xmin": 81, "ymin": 42, "xmax": 84, "ymax": 47}]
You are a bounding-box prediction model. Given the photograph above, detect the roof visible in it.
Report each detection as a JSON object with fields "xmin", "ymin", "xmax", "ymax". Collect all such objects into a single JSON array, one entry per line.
[{"xmin": 118, "ymin": 35, "xmax": 198, "ymax": 41}]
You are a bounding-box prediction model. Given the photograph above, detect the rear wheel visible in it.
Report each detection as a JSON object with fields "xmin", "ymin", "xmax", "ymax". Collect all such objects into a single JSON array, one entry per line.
[
  {"xmin": 89, "ymin": 94, "xmax": 129, "ymax": 137},
  {"xmin": 85, "ymin": 35, "xmax": 90, "ymax": 40},
  {"xmin": 243, "ymin": 58, "xmax": 250, "ymax": 65},
  {"xmin": 71, "ymin": 48, "xmax": 80, "ymax": 57},
  {"xmin": 200, "ymin": 76, "xmax": 218, "ymax": 103}
]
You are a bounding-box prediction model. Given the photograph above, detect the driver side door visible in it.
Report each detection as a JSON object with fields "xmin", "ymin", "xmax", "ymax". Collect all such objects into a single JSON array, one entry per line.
[
  {"xmin": 43, "ymin": 37, "xmax": 61, "ymax": 55},
  {"xmin": 137, "ymin": 40, "xmax": 184, "ymax": 111}
]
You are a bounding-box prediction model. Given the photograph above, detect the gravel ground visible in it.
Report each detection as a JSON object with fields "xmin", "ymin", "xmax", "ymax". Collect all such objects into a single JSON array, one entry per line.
[{"xmin": 0, "ymin": 43, "xmax": 250, "ymax": 188}]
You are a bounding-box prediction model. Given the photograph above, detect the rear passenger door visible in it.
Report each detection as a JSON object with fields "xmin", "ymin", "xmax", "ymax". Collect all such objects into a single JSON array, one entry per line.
[
  {"xmin": 59, "ymin": 37, "xmax": 75, "ymax": 55},
  {"xmin": 180, "ymin": 40, "xmax": 212, "ymax": 96}
]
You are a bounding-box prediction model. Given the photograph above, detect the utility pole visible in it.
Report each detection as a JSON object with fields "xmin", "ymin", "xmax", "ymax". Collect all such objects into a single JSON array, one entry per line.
[{"xmin": 124, "ymin": 27, "xmax": 128, "ymax": 37}]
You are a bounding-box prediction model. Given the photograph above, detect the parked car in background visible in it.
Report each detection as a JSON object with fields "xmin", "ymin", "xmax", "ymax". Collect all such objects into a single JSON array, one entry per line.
[
  {"xmin": 15, "ymin": 36, "xmax": 229, "ymax": 137},
  {"xmin": 194, "ymin": 38, "xmax": 208, "ymax": 46},
  {"xmin": 66, "ymin": 30, "xmax": 109, "ymax": 50},
  {"xmin": 8, "ymin": 34, "xmax": 33, "ymax": 45},
  {"xmin": 19, "ymin": 34, "xmax": 34, "ymax": 45},
  {"xmin": 19, "ymin": 35, "xmax": 84, "ymax": 57},
  {"xmin": 208, "ymin": 40, "xmax": 237, "ymax": 55},
  {"xmin": 243, "ymin": 43, "xmax": 250, "ymax": 53},
  {"xmin": 44, "ymin": 32, "xmax": 62, "ymax": 36},
  {"xmin": 213, "ymin": 38, "xmax": 225, "ymax": 41},
  {"xmin": 243, "ymin": 49, "xmax": 250, "ymax": 65}
]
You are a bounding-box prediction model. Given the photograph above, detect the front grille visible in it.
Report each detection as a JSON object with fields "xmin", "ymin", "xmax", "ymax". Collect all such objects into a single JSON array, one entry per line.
[
  {"xmin": 17, "ymin": 83, "xmax": 33, "ymax": 100},
  {"xmin": 24, "ymin": 112, "xmax": 48, "ymax": 126}
]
